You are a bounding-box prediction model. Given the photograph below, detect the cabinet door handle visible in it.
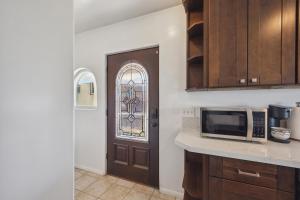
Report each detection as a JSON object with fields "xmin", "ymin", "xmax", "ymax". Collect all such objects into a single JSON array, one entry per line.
[
  {"xmin": 240, "ymin": 79, "xmax": 246, "ymax": 84},
  {"xmin": 238, "ymin": 169, "xmax": 260, "ymax": 178},
  {"xmin": 250, "ymin": 78, "xmax": 258, "ymax": 83}
]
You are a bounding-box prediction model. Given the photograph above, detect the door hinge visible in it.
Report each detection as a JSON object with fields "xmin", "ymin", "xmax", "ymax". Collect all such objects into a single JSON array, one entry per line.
[
  {"xmin": 106, "ymin": 109, "xmax": 108, "ymax": 116},
  {"xmin": 106, "ymin": 153, "xmax": 108, "ymax": 159}
]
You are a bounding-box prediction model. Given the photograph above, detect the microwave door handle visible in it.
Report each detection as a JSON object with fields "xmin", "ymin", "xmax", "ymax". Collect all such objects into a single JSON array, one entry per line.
[{"xmin": 247, "ymin": 108, "xmax": 253, "ymax": 141}]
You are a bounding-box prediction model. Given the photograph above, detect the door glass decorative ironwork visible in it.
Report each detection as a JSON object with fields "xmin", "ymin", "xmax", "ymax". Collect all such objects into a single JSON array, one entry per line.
[{"xmin": 115, "ymin": 63, "xmax": 149, "ymax": 142}]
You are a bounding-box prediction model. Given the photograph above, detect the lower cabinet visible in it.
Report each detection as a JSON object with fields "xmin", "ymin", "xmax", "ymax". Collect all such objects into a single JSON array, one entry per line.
[
  {"xmin": 182, "ymin": 151, "xmax": 209, "ymax": 200},
  {"xmin": 297, "ymin": 169, "xmax": 300, "ymax": 200},
  {"xmin": 182, "ymin": 151, "xmax": 298, "ymax": 200},
  {"xmin": 209, "ymin": 177, "xmax": 294, "ymax": 200}
]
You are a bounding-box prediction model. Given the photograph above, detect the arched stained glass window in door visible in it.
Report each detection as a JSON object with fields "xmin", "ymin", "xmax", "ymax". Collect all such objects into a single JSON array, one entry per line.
[{"xmin": 115, "ymin": 63, "xmax": 149, "ymax": 142}]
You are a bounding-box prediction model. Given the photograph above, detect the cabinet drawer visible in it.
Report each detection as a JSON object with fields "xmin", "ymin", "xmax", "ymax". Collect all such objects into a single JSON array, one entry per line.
[
  {"xmin": 209, "ymin": 177, "xmax": 294, "ymax": 200},
  {"xmin": 209, "ymin": 156, "xmax": 295, "ymax": 192},
  {"xmin": 223, "ymin": 157, "xmax": 278, "ymax": 189}
]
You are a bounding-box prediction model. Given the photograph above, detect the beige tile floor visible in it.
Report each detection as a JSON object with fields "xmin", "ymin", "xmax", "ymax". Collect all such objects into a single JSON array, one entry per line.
[{"xmin": 75, "ymin": 168, "xmax": 183, "ymax": 200}]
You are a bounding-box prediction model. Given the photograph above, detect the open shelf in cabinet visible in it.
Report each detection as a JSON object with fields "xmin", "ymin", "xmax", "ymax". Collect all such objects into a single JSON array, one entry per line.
[
  {"xmin": 189, "ymin": 36, "xmax": 203, "ymax": 57},
  {"xmin": 184, "ymin": 0, "xmax": 206, "ymax": 90},
  {"xmin": 187, "ymin": 63, "xmax": 205, "ymax": 89},
  {"xmin": 188, "ymin": 22, "xmax": 203, "ymax": 38},
  {"xmin": 188, "ymin": 55, "xmax": 203, "ymax": 64}
]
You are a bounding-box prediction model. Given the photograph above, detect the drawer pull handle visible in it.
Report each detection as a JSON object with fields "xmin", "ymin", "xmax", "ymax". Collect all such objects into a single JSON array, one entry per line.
[{"xmin": 238, "ymin": 169, "xmax": 260, "ymax": 178}]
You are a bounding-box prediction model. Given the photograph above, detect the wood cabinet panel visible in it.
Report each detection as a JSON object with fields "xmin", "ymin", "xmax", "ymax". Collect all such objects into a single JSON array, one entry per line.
[
  {"xmin": 209, "ymin": 156, "xmax": 296, "ymax": 192},
  {"xmin": 209, "ymin": 177, "xmax": 295, "ymax": 200},
  {"xmin": 282, "ymin": 0, "xmax": 296, "ymax": 84},
  {"xmin": 183, "ymin": 151, "xmax": 204, "ymax": 199},
  {"xmin": 209, "ymin": 156, "xmax": 222, "ymax": 178},
  {"xmin": 184, "ymin": 153, "xmax": 298, "ymax": 200},
  {"xmin": 296, "ymin": 169, "xmax": 300, "ymax": 200},
  {"xmin": 298, "ymin": 1, "xmax": 300, "ymax": 84},
  {"xmin": 277, "ymin": 191, "xmax": 295, "ymax": 200},
  {"xmin": 183, "ymin": 151, "xmax": 210, "ymax": 200},
  {"xmin": 222, "ymin": 157, "xmax": 278, "ymax": 189},
  {"xmin": 278, "ymin": 166, "xmax": 296, "ymax": 193},
  {"xmin": 208, "ymin": 0, "xmax": 248, "ymax": 88},
  {"xmin": 184, "ymin": 0, "xmax": 297, "ymax": 91},
  {"xmin": 209, "ymin": 177, "xmax": 277, "ymax": 200},
  {"xmin": 209, "ymin": 177, "xmax": 222, "ymax": 200},
  {"xmin": 248, "ymin": 0, "xmax": 282, "ymax": 86},
  {"xmin": 248, "ymin": 0, "xmax": 296, "ymax": 86}
]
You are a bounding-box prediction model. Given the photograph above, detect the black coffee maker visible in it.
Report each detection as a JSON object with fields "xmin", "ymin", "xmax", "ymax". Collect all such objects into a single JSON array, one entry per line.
[{"xmin": 268, "ymin": 105, "xmax": 292, "ymax": 143}]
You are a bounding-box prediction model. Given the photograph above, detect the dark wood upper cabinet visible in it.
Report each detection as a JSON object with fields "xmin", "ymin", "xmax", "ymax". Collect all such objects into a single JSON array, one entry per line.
[
  {"xmin": 282, "ymin": 0, "xmax": 297, "ymax": 85},
  {"xmin": 183, "ymin": 0, "xmax": 297, "ymax": 90},
  {"xmin": 208, "ymin": 0, "xmax": 248, "ymax": 88},
  {"xmin": 248, "ymin": 0, "xmax": 296, "ymax": 86},
  {"xmin": 298, "ymin": 0, "xmax": 300, "ymax": 84}
]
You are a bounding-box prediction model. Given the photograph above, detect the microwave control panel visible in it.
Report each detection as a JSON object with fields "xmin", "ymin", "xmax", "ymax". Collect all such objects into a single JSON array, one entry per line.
[{"xmin": 253, "ymin": 112, "xmax": 266, "ymax": 138}]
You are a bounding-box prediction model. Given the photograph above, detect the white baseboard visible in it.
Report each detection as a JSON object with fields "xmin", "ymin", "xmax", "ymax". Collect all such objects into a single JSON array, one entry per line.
[
  {"xmin": 159, "ymin": 187, "xmax": 184, "ymax": 199},
  {"xmin": 75, "ymin": 164, "xmax": 106, "ymax": 176}
]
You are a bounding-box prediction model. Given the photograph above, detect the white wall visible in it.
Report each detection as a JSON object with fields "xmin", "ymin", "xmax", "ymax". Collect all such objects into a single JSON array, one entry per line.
[
  {"xmin": 0, "ymin": 1, "xmax": 73, "ymax": 200},
  {"xmin": 75, "ymin": 5, "xmax": 300, "ymax": 196}
]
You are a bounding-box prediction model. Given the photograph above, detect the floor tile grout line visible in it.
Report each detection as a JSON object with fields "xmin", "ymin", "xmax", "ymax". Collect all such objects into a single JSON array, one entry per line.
[
  {"xmin": 98, "ymin": 182, "xmax": 116, "ymax": 199},
  {"xmin": 75, "ymin": 174, "xmax": 99, "ymax": 192},
  {"xmin": 75, "ymin": 169, "xmax": 177, "ymax": 200},
  {"xmin": 76, "ymin": 174, "xmax": 113, "ymax": 198},
  {"xmin": 120, "ymin": 185, "xmax": 132, "ymax": 200},
  {"xmin": 99, "ymin": 176, "xmax": 121, "ymax": 198}
]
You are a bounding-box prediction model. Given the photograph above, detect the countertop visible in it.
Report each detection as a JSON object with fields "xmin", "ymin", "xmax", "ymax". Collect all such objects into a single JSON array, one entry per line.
[{"xmin": 175, "ymin": 130, "xmax": 300, "ymax": 168}]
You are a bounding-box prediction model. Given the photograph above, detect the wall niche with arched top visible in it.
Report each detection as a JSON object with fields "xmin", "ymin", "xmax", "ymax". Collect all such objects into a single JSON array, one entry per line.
[{"xmin": 74, "ymin": 68, "xmax": 97, "ymax": 109}]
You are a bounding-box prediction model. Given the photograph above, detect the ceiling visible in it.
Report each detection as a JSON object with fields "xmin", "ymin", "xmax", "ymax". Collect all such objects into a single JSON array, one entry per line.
[{"xmin": 75, "ymin": 0, "xmax": 182, "ymax": 33}]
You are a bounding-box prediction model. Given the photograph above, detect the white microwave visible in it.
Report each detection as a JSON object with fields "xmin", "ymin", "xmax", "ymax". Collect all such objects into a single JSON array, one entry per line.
[{"xmin": 200, "ymin": 107, "xmax": 268, "ymax": 143}]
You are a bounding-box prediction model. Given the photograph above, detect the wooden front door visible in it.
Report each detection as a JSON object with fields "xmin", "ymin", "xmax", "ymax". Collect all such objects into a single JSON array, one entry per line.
[{"xmin": 107, "ymin": 47, "xmax": 159, "ymax": 187}]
